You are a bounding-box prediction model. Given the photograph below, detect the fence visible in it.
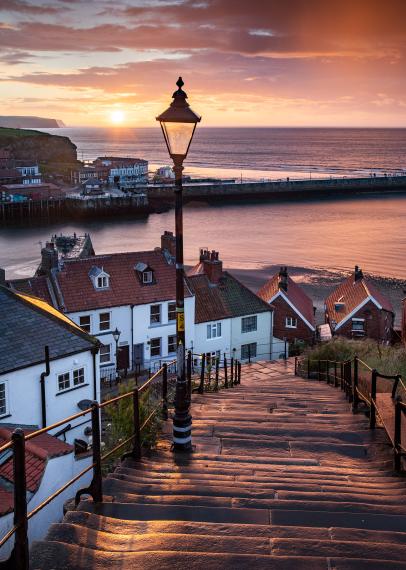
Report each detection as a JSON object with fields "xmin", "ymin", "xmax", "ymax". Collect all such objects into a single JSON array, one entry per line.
[
  {"xmin": 295, "ymin": 355, "xmax": 406, "ymax": 472},
  {"xmin": 0, "ymin": 351, "xmax": 242, "ymax": 569}
]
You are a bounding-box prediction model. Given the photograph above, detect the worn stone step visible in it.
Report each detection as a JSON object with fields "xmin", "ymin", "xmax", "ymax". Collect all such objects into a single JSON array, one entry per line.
[{"xmin": 29, "ymin": 541, "xmax": 329, "ymax": 570}]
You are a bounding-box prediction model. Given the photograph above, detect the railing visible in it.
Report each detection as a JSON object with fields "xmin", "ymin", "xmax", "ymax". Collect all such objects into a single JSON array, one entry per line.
[
  {"xmin": 295, "ymin": 355, "xmax": 406, "ymax": 473},
  {"xmin": 0, "ymin": 351, "xmax": 243, "ymax": 569},
  {"xmin": 189, "ymin": 352, "xmax": 242, "ymax": 393}
]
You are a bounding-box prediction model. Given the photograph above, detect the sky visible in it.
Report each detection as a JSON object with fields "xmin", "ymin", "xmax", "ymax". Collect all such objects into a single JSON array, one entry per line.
[{"xmin": 0, "ymin": 0, "xmax": 405, "ymax": 127}]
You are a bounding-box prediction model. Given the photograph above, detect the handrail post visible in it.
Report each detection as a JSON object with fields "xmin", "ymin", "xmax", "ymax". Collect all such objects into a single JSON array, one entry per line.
[
  {"xmin": 352, "ymin": 356, "xmax": 359, "ymax": 411},
  {"xmin": 215, "ymin": 357, "xmax": 219, "ymax": 391},
  {"xmin": 187, "ymin": 350, "xmax": 192, "ymax": 396},
  {"xmin": 248, "ymin": 344, "xmax": 251, "ymax": 364},
  {"xmin": 224, "ymin": 354, "xmax": 228, "ymax": 388},
  {"xmin": 231, "ymin": 357, "xmax": 234, "ymax": 386},
  {"xmin": 317, "ymin": 360, "xmax": 321, "ymax": 381},
  {"xmin": 370, "ymin": 369, "xmax": 377, "ymax": 429},
  {"xmin": 162, "ymin": 363, "xmax": 168, "ymax": 420},
  {"xmin": 90, "ymin": 403, "xmax": 103, "ymax": 502},
  {"xmin": 238, "ymin": 361, "xmax": 242, "ymax": 384},
  {"xmin": 326, "ymin": 361, "xmax": 329, "ymax": 384},
  {"xmin": 334, "ymin": 361, "xmax": 338, "ymax": 387},
  {"xmin": 340, "ymin": 362, "xmax": 344, "ymax": 390},
  {"xmin": 307, "ymin": 358, "xmax": 310, "ymax": 379},
  {"xmin": 394, "ymin": 398, "xmax": 402, "ymax": 472},
  {"xmin": 294, "ymin": 356, "xmax": 298, "ymax": 376},
  {"xmin": 12, "ymin": 428, "xmax": 29, "ymax": 570},
  {"xmin": 198, "ymin": 353, "xmax": 205, "ymax": 394},
  {"xmin": 133, "ymin": 389, "xmax": 142, "ymax": 459}
]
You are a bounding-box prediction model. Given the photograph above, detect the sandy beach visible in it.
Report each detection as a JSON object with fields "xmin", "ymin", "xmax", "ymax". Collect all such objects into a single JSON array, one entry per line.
[{"xmin": 230, "ymin": 265, "xmax": 406, "ymax": 328}]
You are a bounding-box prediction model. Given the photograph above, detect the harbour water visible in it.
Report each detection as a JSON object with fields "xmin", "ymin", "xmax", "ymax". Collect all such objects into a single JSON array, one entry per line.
[{"xmin": 1, "ymin": 128, "xmax": 406, "ymax": 280}]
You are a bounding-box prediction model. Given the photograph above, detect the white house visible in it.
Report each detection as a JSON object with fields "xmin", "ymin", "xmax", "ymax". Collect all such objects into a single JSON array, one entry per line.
[
  {"xmin": 0, "ymin": 286, "xmax": 101, "ymax": 446},
  {"xmin": 187, "ymin": 249, "xmax": 274, "ymax": 364},
  {"xmin": 16, "ymin": 164, "xmax": 42, "ymax": 185},
  {"xmin": 94, "ymin": 156, "xmax": 148, "ymax": 187}
]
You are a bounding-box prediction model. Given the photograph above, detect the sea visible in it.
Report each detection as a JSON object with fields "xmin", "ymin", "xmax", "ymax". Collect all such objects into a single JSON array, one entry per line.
[{"xmin": 1, "ymin": 127, "xmax": 406, "ymax": 280}]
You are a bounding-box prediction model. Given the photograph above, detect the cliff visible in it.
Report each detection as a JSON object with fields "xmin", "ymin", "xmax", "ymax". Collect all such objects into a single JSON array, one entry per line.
[
  {"xmin": 0, "ymin": 127, "xmax": 77, "ymax": 165},
  {"xmin": 0, "ymin": 116, "xmax": 64, "ymax": 128}
]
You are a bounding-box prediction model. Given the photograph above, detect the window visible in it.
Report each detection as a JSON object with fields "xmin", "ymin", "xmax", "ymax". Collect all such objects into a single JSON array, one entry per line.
[
  {"xmin": 79, "ymin": 315, "xmax": 91, "ymax": 333},
  {"xmin": 99, "ymin": 312, "xmax": 110, "ymax": 331},
  {"xmin": 150, "ymin": 337, "xmax": 161, "ymax": 357},
  {"xmin": 285, "ymin": 316, "xmax": 298, "ymax": 328},
  {"xmin": 168, "ymin": 334, "xmax": 177, "ymax": 354},
  {"xmin": 205, "ymin": 351, "xmax": 220, "ymax": 366},
  {"xmin": 352, "ymin": 319, "xmax": 365, "ymax": 332},
  {"xmin": 242, "ymin": 315, "xmax": 257, "ymax": 333},
  {"xmin": 241, "ymin": 343, "xmax": 257, "ymax": 360},
  {"xmin": 150, "ymin": 304, "xmax": 161, "ymax": 325},
  {"xmin": 143, "ymin": 271, "xmax": 153, "ymax": 284},
  {"xmin": 58, "ymin": 372, "xmax": 70, "ymax": 392},
  {"xmin": 0, "ymin": 382, "xmax": 7, "ymax": 416},
  {"xmin": 73, "ymin": 368, "xmax": 85, "ymax": 386},
  {"xmin": 96, "ymin": 275, "xmax": 109, "ymax": 289},
  {"xmin": 100, "ymin": 344, "xmax": 112, "ymax": 363},
  {"xmin": 168, "ymin": 302, "xmax": 176, "ymax": 322},
  {"xmin": 207, "ymin": 322, "xmax": 222, "ymax": 339}
]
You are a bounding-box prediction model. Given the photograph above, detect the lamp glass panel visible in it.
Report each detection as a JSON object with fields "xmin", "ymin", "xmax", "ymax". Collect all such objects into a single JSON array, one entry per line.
[{"xmin": 162, "ymin": 121, "xmax": 196, "ymax": 157}]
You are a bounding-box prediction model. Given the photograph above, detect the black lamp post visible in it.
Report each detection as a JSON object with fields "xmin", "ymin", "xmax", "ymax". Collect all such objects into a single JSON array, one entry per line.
[
  {"xmin": 112, "ymin": 327, "xmax": 121, "ymax": 381},
  {"xmin": 156, "ymin": 77, "xmax": 201, "ymax": 451}
]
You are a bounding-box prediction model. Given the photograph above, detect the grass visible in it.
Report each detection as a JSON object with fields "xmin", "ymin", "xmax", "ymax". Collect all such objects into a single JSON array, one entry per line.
[{"xmin": 0, "ymin": 127, "xmax": 45, "ymax": 138}]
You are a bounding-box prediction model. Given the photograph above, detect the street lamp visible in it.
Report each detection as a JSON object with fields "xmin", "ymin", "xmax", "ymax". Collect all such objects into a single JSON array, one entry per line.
[
  {"xmin": 112, "ymin": 327, "xmax": 121, "ymax": 382},
  {"xmin": 156, "ymin": 77, "xmax": 201, "ymax": 451}
]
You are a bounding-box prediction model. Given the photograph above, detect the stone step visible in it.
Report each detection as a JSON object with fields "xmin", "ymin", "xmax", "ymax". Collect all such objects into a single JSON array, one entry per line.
[{"xmin": 29, "ymin": 541, "xmax": 330, "ymax": 570}]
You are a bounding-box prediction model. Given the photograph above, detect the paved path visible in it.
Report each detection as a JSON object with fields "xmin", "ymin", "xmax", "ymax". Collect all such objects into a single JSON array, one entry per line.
[{"xmin": 31, "ymin": 360, "xmax": 406, "ymax": 569}]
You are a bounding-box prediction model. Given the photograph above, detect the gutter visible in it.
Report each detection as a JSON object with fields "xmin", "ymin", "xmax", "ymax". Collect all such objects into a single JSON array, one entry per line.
[
  {"xmin": 91, "ymin": 346, "xmax": 99, "ymax": 401},
  {"xmin": 131, "ymin": 304, "xmax": 134, "ymax": 369},
  {"xmin": 40, "ymin": 346, "xmax": 50, "ymax": 428}
]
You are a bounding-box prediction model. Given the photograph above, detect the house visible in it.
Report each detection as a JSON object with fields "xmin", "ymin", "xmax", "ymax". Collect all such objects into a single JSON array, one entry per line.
[
  {"xmin": 8, "ymin": 232, "xmax": 195, "ymax": 378},
  {"xmin": 15, "ymin": 164, "xmax": 42, "ymax": 185},
  {"xmin": 94, "ymin": 156, "xmax": 148, "ymax": 187},
  {"xmin": 257, "ymin": 267, "xmax": 316, "ymax": 351},
  {"xmin": 0, "ymin": 428, "xmax": 92, "ymax": 560},
  {"xmin": 324, "ymin": 266, "xmax": 394, "ymax": 342},
  {"xmin": 187, "ymin": 249, "xmax": 274, "ymax": 363},
  {"xmin": 0, "ymin": 183, "xmax": 64, "ymax": 201},
  {"xmin": 0, "ymin": 286, "xmax": 101, "ymax": 444},
  {"xmin": 81, "ymin": 178, "xmax": 104, "ymax": 195}
]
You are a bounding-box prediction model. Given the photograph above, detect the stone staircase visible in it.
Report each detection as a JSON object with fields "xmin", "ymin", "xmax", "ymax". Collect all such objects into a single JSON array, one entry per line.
[{"xmin": 31, "ymin": 360, "xmax": 406, "ymax": 569}]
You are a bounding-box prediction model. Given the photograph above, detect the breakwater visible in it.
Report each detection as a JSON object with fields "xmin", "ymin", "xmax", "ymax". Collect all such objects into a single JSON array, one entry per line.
[
  {"xmin": 1, "ymin": 175, "xmax": 406, "ymax": 225},
  {"xmin": 146, "ymin": 174, "xmax": 406, "ymax": 206}
]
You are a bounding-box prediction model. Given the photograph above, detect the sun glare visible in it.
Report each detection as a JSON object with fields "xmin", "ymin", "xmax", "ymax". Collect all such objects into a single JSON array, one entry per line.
[{"xmin": 110, "ymin": 110, "xmax": 125, "ymax": 125}]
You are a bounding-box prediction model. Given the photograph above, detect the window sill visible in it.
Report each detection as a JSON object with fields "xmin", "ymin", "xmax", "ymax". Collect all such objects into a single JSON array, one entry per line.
[
  {"xmin": 0, "ymin": 413, "xmax": 11, "ymax": 420},
  {"xmin": 241, "ymin": 330, "xmax": 257, "ymax": 334},
  {"xmin": 97, "ymin": 330, "xmax": 112, "ymax": 336},
  {"xmin": 149, "ymin": 322, "xmax": 173, "ymax": 329},
  {"xmin": 100, "ymin": 362, "xmax": 114, "ymax": 368},
  {"xmin": 56, "ymin": 383, "xmax": 89, "ymax": 396},
  {"xmin": 285, "ymin": 325, "xmax": 298, "ymax": 329}
]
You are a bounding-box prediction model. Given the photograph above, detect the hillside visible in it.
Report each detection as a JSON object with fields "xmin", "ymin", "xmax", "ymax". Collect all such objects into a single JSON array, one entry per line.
[
  {"xmin": 0, "ymin": 127, "xmax": 78, "ymax": 166},
  {"xmin": 0, "ymin": 116, "xmax": 64, "ymax": 128}
]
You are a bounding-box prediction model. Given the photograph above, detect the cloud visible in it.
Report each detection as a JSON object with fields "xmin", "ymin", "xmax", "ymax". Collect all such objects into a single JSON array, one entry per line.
[{"xmin": 0, "ymin": 0, "xmax": 60, "ymax": 14}]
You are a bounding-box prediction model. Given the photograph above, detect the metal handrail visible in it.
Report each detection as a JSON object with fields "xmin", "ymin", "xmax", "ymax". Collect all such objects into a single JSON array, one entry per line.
[{"xmin": 357, "ymin": 358, "xmax": 373, "ymax": 371}]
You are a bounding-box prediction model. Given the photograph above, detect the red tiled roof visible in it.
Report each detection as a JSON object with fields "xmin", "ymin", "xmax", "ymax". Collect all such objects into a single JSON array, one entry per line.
[
  {"xmin": 9, "ymin": 275, "xmax": 54, "ymax": 306},
  {"xmin": 257, "ymin": 273, "xmax": 315, "ymax": 328},
  {"xmin": 188, "ymin": 271, "xmax": 272, "ymax": 324},
  {"xmin": 0, "ymin": 428, "xmax": 72, "ymax": 514},
  {"xmin": 325, "ymin": 272, "xmax": 394, "ymax": 326},
  {"xmin": 55, "ymin": 250, "xmax": 191, "ymax": 312}
]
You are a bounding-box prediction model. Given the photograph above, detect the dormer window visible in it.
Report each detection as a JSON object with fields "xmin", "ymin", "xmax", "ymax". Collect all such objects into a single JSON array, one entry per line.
[
  {"xmin": 89, "ymin": 266, "xmax": 110, "ymax": 290},
  {"xmin": 135, "ymin": 262, "xmax": 154, "ymax": 285}
]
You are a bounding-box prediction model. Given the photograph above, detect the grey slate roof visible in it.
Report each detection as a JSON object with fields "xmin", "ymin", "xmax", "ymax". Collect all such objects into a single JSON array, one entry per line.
[{"xmin": 0, "ymin": 287, "xmax": 97, "ymax": 375}]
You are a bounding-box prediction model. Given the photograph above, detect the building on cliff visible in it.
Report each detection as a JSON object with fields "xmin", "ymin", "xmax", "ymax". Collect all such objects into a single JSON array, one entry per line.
[{"xmin": 324, "ymin": 266, "xmax": 394, "ymax": 343}]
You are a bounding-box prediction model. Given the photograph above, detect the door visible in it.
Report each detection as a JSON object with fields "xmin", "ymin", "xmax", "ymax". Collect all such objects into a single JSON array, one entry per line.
[
  {"xmin": 117, "ymin": 344, "xmax": 130, "ymax": 370},
  {"xmin": 133, "ymin": 343, "xmax": 144, "ymax": 369}
]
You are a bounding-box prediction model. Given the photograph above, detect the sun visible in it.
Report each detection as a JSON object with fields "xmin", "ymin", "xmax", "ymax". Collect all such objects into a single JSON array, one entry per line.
[{"xmin": 110, "ymin": 110, "xmax": 125, "ymax": 125}]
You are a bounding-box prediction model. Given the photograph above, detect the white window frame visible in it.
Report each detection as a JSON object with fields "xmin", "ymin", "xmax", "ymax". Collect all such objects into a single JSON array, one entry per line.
[
  {"xmin": 285, "ymin": 316, "xmax": 298, "ymax": 328},
  {"xmin": 351, "ymin": 318, "xmax": 365, "ymax": 332},
  {"xmin": 100, "ymin": 344, "xmax": 112, "ymax": 364},
  {"xmin": 207, "ymin": 322, "xmax": 222, "ymax": 339},
  {"xmin": 99, "ymin": 311, "xmax": 111, "ymax": 332},
  {"xmin": 57, "ymin": 372, "xmax": 71, "ymax": 392},
  {"xmin": 241, "ymin": 315, "xmax": 257, "ymax": 333},
  {"xmin": 241, "ymin": 342, "xmax": 257, "ymax": 360},
  {"xmin": 150, "ymin": 304, "xmax": 161, "ymax": 325},
  {"xmin": 73, "ymin": 367, "xmax": 85, "ymax": 387},
  {"xmin": 150, "ymin": 337, "xmax": 161, "ymax": 358},
  {"xmin": 0, "ymin": 381, "xmax": 8, "ymax": 417},
  {"xmin": 96, "ymin": 274, "xmax": 109, "ymax": 289},
  {"xmin": 168, "ymin": 302, "xmax": 176, "ymax": 322},
  {"xmin": 79, "ymin": 315, "xmax": 91, "ymax": 333},
  {"xmin": 143, "ymin": 270, "xmax": 153, "ymax": 284}
]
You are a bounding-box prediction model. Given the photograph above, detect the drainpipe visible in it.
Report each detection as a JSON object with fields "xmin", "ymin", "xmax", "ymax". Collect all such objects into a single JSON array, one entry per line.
[
  {"xmin": 91, "ymin": 346, "xmax": 99, "ymax": 401},
  {"xmin": 40, "ymin": 346, "xmax": 50, "ymax": 428},
  {"xmin": 131, "ymin": 304, "xmax": 134, "ymax": 370}
]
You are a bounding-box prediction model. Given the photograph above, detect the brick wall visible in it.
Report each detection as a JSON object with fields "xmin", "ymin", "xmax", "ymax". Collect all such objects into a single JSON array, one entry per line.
[
  {"xmin": 334, "ymin": 300, "xmax": 394, "ymax": 343},
  {"xmin": 272, "ymin": 295, "xmax": 314, "ymax": 343}
]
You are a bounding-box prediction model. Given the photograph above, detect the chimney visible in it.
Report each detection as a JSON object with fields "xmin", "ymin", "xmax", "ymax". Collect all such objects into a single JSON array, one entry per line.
[
  {"xmin": 161, "ymin": 231, "xmax": 176, "ymax": 257},
  {"xmin": 279, "ymin": 266, "xmax": 288, "ymax": 292},
  {"xmin": 354, "ymin": 265, "xmax": 364, "ymax": 282},
  {"xmin": 201, "ymin": 249, "xmax": 223, "ymax": 284},
  {"xmin": 40, "ymin": 242, "xmax": 59, "ymax": 275}
]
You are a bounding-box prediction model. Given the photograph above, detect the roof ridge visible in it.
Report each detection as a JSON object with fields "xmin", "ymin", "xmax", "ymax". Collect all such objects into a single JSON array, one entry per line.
[{"xmin": 223, "ymin": 271, "xmax": 273, "ymax": 312}]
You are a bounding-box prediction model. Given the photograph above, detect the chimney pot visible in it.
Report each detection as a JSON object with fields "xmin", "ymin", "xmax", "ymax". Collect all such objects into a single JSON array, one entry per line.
[{"xmin": 201, "ymin": 249, "xmax": 223, "ymax": 284}]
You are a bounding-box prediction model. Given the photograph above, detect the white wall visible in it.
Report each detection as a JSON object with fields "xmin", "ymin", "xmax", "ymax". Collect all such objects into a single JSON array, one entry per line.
[
  {"xmin": 0, "ymin": 452, "xmax": 92, "ymax": 561},
  {"xmin": 0, "ymin": 349, "xmax": 99, "ymax": 444}
]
